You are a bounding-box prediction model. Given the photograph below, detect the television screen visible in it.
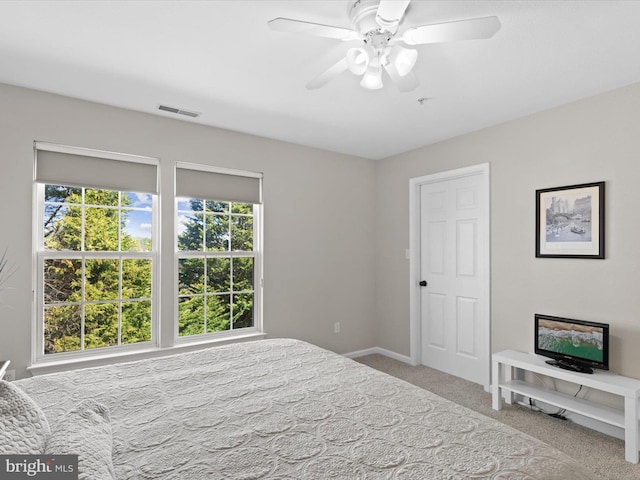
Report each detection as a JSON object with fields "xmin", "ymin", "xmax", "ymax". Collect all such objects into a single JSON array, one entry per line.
[{"xmin": 534, "ymin": 314, "xmax": 609, "ymax": 373}]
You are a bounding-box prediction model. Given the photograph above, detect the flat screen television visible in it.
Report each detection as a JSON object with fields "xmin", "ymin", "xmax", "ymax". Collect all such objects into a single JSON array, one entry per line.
[{"xmin": 534, "ymin": 314, "xmax": 609, "ymax": 374}]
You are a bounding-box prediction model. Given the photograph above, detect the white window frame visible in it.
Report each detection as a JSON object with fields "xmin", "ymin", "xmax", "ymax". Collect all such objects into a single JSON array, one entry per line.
[
  {"xmin": 173, "ymin": 162, "xmax": 263, "ymax": 344},
  {"xmin": 32, "ymin": 142, "xmax": 160, "ymax": 366},
  {"xmin": 30, "ymin": 147, "xmax": 265, "ymax": 373}
]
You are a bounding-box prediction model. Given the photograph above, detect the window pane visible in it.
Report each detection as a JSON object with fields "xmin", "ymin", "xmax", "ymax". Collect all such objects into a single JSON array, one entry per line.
[
  {"xmin": 122, "ymin": 301, "xmax": 151, "ymax": 344},
  {"xmin": 122, "ymin": 259, "xmax": 152, "ymax": 299},
  {"xmin": 44, "ymin": 259, "xmax": 82, "ymax": 303},
  {"xmin": 233, "ymin": 293, "xmax": 254, "ymax": 329},
  {"xmin": 85, "ymin": 188, "xmax": 119, "ymax": 207},
  {"xmin": 84, "ymin": 303, "xmax": 119, "ymax": 349},
  {"xmin": 43, "ymin": 205, "xmax": 71, "ymax": 250},
  {"xmin": 179, "ymin": 258, "xmax": 204, "ymax": 294},
  {"xmin": 44, "ymin": 203, "xmax": 65, "ymax": 236},
  {"xmin": 189, "ymin": 199, "xmax": 204, "ymax": 212},
  {"xmin": 177, "ymin": 198, "xmax": 195, "ymax": 212},
  {"xmin": 85, "ymin": 259, "xmax": 119, "ymax": 301},
  {"xmin": 206, "ymin": 200, "xmax": 228, "ymax": 213},
  {"xmin": 122, "ymin": 209, "xmax": 152, "ymax": 251},
  {"xmin": 233, "ymin": 258, "xmax": 254, "ymax": 292},
  {"xmin": 231, "ymin": 215, "xmax": 253, "ymax": 251},
  {"xmin": 127, "ymin": 192, "xmax": 152, "ymax": 210},
  {"xmin": 178, "ymin": 212, "xmax": 204, "ymax": 251},
  {"xmin": 44, "ymin": 205, "xmax": 82, "ymax": 251},
  {"xmin": 44, "ymin": 304, "xmax": 81, "ymax": 354},
  {"xmin": 44, "ymin": 185, "xmax": 81, "ymax": 203},
  {"xmin": 231, "ymin": 202, "xmax": 253, "ymax": 214},
  {"xmin": 207, "ymin": 258, "xmax": 230, "ymax": 293},
  {"xmin": 205, "ymin": 214, "xmax": 229, "ymax": 251},
  {"xmin": 179, "ymin": 296, "xmax": 205, "ymax": 336},
  {"xmin": 206, "ymin": 294, "xmax": 231, "ymax": 332},
  {"xmin": 85, "ymin": 207, "xmax": 119, "ymax": 251}
]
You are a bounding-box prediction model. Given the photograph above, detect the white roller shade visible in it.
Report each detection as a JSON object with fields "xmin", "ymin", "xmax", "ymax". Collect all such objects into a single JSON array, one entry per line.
[
  {"xmin": 35, "ymin": 143, "xmax": 159, "ymax": 194},
  {"xmin": 176, "ymin": 163, "xmax": 262, "ymax": 204}
]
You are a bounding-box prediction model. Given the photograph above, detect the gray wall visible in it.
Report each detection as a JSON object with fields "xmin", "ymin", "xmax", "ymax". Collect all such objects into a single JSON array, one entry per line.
[
  {"xmin": 3, "ymin": 79, "xmax": 640, "ymax": 382},
  {"xmin": 375, "ymin": 81, "xmax": 640, "ymax": 379},
  {"xmin": 0, "ymin": 83, "xmax": 376, "ymax": 379}
]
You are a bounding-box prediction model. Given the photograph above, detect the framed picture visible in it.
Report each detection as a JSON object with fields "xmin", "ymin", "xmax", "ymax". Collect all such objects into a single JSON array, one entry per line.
[{"xmin": 535, "ymin": 181, "xmax": 605, "ymax": 259}]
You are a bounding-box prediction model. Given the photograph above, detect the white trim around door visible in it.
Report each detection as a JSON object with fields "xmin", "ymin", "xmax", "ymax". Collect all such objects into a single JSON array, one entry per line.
[{"xmin": 409, "ymin": 163, "xmax": 491, "ymax": 390}]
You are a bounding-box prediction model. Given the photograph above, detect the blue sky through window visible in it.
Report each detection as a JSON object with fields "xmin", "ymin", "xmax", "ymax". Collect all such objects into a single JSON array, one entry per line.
[{"xmin": 124, "ymin": 193, "xmax": 152, "ymax": 239}]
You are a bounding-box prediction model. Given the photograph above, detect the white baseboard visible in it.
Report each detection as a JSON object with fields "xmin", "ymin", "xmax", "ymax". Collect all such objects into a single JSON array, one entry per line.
[{"xmin": 343, "ymin": 346, "xmax": 413, "ymax": 365}]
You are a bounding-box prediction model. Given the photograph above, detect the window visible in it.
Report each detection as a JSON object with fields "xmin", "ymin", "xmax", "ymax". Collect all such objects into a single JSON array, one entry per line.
[
  {"xmin": 41, "ymin": 186, "xmax": 154, "ymax": 353},
  {"xmin": 175, "ymin": 163, "xmax": 262, "ymax": 340},
  {"xmin": 33, "ymin": 145, "xmax": 263, "ymax": 366},
  {"xmin": 34, "ymin": 143, "xmax": 159, "ymax": 361},
  {"xmin": 176, "ymin": 200, "xmax": 256, "ymax": 335}
]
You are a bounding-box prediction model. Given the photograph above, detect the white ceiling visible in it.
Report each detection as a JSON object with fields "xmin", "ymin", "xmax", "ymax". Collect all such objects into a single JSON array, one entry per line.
[{"xmin": 1, "ymin": 1, "xmax": 640, "ymax": 160}]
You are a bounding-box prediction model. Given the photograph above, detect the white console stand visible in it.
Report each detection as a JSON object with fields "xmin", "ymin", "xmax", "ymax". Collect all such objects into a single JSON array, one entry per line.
[{"xmin": 492, "ymin": 350, "xmax": 640, "ymax": 463}]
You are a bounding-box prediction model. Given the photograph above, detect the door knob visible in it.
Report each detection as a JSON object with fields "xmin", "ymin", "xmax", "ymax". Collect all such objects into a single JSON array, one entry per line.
[{"xmin": 419, "ymin": 280, "xmax": 427, "ymax": 287}]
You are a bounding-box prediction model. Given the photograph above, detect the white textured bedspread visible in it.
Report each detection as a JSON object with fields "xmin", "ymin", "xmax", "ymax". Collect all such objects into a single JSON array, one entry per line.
[{"xmin": 17, "ymin": 339, "xmax": 600, "ymax": 479}]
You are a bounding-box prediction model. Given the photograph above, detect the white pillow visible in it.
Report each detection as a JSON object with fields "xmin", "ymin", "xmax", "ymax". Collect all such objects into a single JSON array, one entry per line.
[
  {"xmin": 46, "ymin": 400, "xmax": 115, "ymax": 480},
  {"xmin": 0, "ymin": 379, "xmax": 51, "ymax": 454}
]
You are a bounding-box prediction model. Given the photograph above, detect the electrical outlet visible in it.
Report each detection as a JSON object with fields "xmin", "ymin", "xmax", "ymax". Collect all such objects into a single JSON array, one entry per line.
[
  {"xmin": 334, "ymin": 322, "xmax": 341, "ymax": 334},
  {"xmin": 5, "ymin": 370, "xmax": 15, "ymax": 382}
]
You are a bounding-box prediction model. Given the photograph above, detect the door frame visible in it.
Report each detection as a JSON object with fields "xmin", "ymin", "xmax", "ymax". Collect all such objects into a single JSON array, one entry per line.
[{"xmin": 409, "ymin": 163, "xmax": 491, "ymax": 389}]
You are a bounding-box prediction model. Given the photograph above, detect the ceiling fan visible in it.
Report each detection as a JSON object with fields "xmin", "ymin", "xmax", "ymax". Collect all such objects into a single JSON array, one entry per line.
[{"xmin": 268, "ymin": 0, "xmax": 501, "ymax": 92}]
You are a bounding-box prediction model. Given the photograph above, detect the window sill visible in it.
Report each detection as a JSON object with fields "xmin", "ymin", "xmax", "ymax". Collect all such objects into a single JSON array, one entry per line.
[{"xmin": 28, "ymin": 331, "xmax": 267, "ymax": 376}]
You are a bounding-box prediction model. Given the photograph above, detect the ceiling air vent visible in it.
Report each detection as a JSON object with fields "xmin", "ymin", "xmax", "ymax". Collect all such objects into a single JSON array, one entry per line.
[{"xmin": 158, "ymin": 105, "xmax": 201, "ymax": 118}]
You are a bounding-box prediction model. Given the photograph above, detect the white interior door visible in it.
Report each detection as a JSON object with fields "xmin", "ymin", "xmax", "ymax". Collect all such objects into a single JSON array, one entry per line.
[{"xmin": 418, "ymin": 168, "xmax": 489, "ymax": 385}]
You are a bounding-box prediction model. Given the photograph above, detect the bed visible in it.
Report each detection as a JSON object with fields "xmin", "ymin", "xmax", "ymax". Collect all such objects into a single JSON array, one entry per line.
[{"xmin": 5, "ymin": 338, "xmax": 600, "ymax": 479}]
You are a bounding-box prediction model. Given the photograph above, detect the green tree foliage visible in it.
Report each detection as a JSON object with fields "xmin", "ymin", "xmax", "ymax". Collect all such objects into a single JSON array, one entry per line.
[
  {"xmin": 42, "ymin": 189, "xmax": 255, "ymax": 353},
  {"xmin": 43, "ymin": 186, "xmax": 151, "ymax": 354},
  {"xmin": 177, "ymin": 199, "xmax": 254, "ymax": 336}
]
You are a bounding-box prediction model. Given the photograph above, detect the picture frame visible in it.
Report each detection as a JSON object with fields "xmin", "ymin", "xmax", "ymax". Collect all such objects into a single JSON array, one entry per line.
[{"xmin": 535, "ymin": 181, "xmax": 605, "ymax": 259}]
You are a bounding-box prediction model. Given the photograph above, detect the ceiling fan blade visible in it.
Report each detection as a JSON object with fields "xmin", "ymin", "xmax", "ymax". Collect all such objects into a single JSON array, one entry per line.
[
  {"xmin": 306, "ymin": 58, "xmax": 349, "ymax": 90},
  {"xmin": 376, "ymin": 0, "xmax": 411, "ymax": 30},
  {"xmin": 383, "ymin": 63, "xmax": 419, "ymax": 92},
  {"xmin": 402, "ymin": 16, "xmax": 501, "ymax": 45},
  {"xmin": 268, "ymin": 17, "xmax": 360, "ymax": 41}
]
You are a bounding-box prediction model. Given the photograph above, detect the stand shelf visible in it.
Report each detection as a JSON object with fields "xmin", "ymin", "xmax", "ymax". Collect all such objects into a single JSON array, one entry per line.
[{"xmin": 492, "ymin": 350, "xmax": 640, "ymax": 463}]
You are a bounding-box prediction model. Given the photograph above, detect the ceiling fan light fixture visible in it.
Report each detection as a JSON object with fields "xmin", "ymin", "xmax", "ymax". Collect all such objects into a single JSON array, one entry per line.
[
  {"xmin": 269, "ymin": 1, "xmax": 501, "ymax": 92},
  {"xmin": 392, "ymin": 46, "xmax": 417, "ymax": 77},
  {"xmin": 346, "ymin": 47, "xmax": 369, "ymax": 75},
  {"xmin": 360, "ymin": 64, "xmax": 383, "ymax": 90}
]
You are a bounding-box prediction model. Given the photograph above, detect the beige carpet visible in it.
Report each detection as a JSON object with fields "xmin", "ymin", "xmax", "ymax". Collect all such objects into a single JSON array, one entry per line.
[{"xmin": 355, "ymin": 354, "xmax": 640, "ymax": 480}]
